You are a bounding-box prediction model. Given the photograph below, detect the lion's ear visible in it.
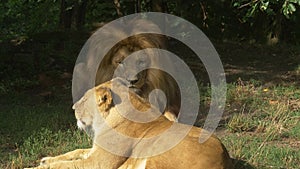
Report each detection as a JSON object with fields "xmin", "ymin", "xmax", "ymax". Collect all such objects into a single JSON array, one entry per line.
[{"xmin": 96, "ymin": 87, "xmax": 113, "ymax": 113}]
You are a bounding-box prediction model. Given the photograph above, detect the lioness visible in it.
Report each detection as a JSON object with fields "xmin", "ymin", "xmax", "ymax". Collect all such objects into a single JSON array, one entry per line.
[{"xmin": 26, "ymin": 78, "xmax": 233, "ymax": 169}]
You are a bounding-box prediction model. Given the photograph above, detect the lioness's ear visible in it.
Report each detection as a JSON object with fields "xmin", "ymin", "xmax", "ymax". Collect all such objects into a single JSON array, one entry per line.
[{"xmin": 97, "ymin": 87, "xmax": 113, "ymax": 113}]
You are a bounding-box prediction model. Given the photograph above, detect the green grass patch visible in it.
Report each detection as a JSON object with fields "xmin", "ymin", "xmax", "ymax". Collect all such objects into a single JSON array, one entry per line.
[
  {"xmin": 1, "ymin": 80, "xmax": 299, "ymax": 169},
  {"xmin": 222, "ymin": 79, "xmax": 300, "ymax": 168},
  {"xmin": 221, "ymin": 133, "xmax": 300, "ymax": 169},
  {"xmin": 8, "ymin": 128, "xmax": 91, "ymax": 168},
  {"xmin": 0, "ymin": 86, "xmax": 92, "ymax": 169}
]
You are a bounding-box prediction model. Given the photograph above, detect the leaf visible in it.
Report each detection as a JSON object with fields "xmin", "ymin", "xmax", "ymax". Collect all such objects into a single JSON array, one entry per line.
[
  {"xmin": 233, "ymin": 2, "xmax": 240, "ymax": 7},
  {"xmin": 65, "ymin": 6, "xmax": 74, "ymax": 11},
  {"xmin": 283, "ymin": 8, "xmax": 290, "ymax": 18},
  {"xmin": 289, "ymin": 0, "xmax": 300, "ymax": 5},
  {"xmin": 260, "ymin": 1, "xmax": 269, "ymax": 11},
  {"xmin": 288, "ymin": 3, "xmax": 296, "ymax": 12},
  {"xmin": 249, "ymin": 3, "xmax": 258, "ymax": 17}
]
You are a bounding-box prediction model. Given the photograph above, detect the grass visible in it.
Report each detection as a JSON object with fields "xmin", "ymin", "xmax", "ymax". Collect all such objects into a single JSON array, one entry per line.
[
  {"xmin": 7, "ymin": 128, "xmax": 91, "ymax": 169},
  {"xmin": 0, "ymin": 42, "xmax": 300, "ymax": 169},
  {"xmin": 220, "ymin": 80, "xmax": 300, "ymax": 168},
  {"xmin": 0, "ymin": 81, "xmax": 92, "ymax": 169},
  {"xmin": 1, "ymin": 79, "xmax": 299, "ymax": 169}
]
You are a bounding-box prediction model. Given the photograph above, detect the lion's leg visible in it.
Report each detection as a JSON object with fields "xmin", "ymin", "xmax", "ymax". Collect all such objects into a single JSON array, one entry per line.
[
  {"xmin": 40, "ymin": 148, "xmax": 91, "ymax": 165},
  {"xmin": 118, "ymin": 158, "xmax": 147, "ymax": 169},
  {"xmin": 26, "ymin": 158, "xmax": 96, "ymax": 169},
  {"xmin": 26, "ymin": 151, "xmax": 128, "ymax": 169}
]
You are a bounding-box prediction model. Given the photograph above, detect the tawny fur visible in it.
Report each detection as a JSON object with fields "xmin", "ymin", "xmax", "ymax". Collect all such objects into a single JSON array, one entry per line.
[
  {"xmin": 25, "ymin": 79, "xmax": 233, "ymax": 169},
  {"xmin": 95, "ymin": 19, "xmax": 180, "ymax": 121}
]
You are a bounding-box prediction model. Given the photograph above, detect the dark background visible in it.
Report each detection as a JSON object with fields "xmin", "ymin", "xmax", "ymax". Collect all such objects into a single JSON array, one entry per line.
[{"xmin": 0, "ymin": 1, "xmax": 299, "ymax": 168}]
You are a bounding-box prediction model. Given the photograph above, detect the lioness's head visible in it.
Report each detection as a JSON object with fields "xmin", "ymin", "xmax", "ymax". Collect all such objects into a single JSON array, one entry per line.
[
  {"xmin": 73, "ymin": 78, "xmax": 163, "ymax": 138},
  {"xmin": 72, "ymin": 81, "xmax": 114, "ymax": 138}
]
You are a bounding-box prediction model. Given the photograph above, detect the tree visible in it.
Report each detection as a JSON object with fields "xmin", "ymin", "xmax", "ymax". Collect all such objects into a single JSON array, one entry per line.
[
  {"xmin": 59, "ymin": 0, "xmax": 88, "ymax": 30},
  {"xmin": 0, "ymin": 0, "xmax": 60, "ymax": 40},
  {"xmin": 232, "ymin": 0, "xmax": 300, "ymax": 44},
  {"xmin": 151, "ymin": 0, "xmax": 167, "ymax": 12}
]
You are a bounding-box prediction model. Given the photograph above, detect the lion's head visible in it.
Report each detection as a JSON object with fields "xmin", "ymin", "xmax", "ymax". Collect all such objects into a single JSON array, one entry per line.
[{"xmin": 95, "ymin": 20, "xmax": 180, "ymax": 121}]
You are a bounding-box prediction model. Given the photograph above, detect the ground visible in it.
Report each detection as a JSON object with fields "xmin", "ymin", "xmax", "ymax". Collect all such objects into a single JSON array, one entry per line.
[{"xmin": 0, "ymin": 40, "xmax": 299, "ymax": 169}]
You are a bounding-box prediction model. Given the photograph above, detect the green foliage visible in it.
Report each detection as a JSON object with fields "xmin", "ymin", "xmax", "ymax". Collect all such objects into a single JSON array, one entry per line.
[
  {"xmin": 230, "ymin": 0, "xmax": 300, "ymax": 43},
  {"xmin": 0, "ymin": 0, "xmax": 60, "ymax": 40},
  {"xmin": 283, "ymin": 0, "xmax": 300, "ymax": 17},
  {"xmin": 232, "ymin": 0, "xmax": 300, "ymax": 20},
  {"xmin": 1, "ymin": 0, "xmax": 300, "ymax": 43},
  {"xmin": 85, "ymin": 0, "xmax": 117, "ymax": 23}
]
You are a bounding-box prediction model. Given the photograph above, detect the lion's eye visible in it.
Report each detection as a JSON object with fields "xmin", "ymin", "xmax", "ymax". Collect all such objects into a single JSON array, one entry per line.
[
  {"xmin": 116, "ymin": 60, "xmax": 123, "ymax": 64},
  {"xmin": 114, "ymin": 56, "xmax": 124, "ymax": 65}
]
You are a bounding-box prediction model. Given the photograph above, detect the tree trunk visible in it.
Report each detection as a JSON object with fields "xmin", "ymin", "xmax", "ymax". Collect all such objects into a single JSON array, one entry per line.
[
  {"xmin": 266, "ymin": 14, "xmax": 282, "ymax": 45},
  {"xmin": 135, "ymin": 0, "xmax": 141, "ymax": 13},
  {"xmin": 114, "ymin": 0, "xmax": 123, "ymax": 17},
  {"xmin": 59, "ymin": 0, "xmax": 73, "ymax": 30},
  {"xmin": 75, "ymin": 0, "xmax": 88, "ymax": 30},
  {"xmin": 151, "ymin": 0, "xmax": 167, "ymax": 12}
]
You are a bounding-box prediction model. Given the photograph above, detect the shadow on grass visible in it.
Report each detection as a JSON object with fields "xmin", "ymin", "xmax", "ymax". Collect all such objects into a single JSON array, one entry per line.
[
  {"xmin": 233, "ymin": 159, "xmax": 255, "ymax": 169},
  {"xmin": 170, "ymin": 39, "xmax": 300, "ymax": 86}
]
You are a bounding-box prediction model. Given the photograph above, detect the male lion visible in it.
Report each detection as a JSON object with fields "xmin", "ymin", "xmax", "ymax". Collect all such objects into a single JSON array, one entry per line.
[
  {"xmin": 94, "ymin": 19, "xmax": 180, "ymax": 121},
  {"xmin": 26, "ymin": 78, "xmax": 233, "ymax": 169}
]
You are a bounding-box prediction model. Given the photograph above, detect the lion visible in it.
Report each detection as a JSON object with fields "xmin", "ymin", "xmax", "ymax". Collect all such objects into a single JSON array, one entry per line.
[
  {"xmin": 94, "ymin": 19, "xmax": 180, "ymax": 121},
  {"xmin": 25, "ymin": 78, "xmax": 233, "ymax": 169}
]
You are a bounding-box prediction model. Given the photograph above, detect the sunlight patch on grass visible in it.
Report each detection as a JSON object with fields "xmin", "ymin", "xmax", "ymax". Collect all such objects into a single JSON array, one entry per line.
[
  {"xmin": 6, "ymin": 128, "xmax": 91, "ymax": 169},
  {"xmin": 223, "ymin": 79, "xmax": 300, "ymax": 168}
]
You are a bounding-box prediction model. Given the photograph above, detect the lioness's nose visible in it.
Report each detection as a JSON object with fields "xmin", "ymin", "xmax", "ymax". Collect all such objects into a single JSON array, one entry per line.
[{"xmin": 72, "ymin": 102, "xmax": 78, "ymax": 110}]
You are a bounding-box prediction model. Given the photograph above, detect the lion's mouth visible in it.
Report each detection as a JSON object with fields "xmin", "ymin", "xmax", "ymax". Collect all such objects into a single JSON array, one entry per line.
[
  {"xmin": 129, "ymin": 86, "xmax": 142, "ymax": 95},
  {"xmin": 128, "ymin": 78, "xmax": 144, "ymax": 92},
  {"xmin": 77, "ymin": 120, "xmax": 86, "ymax": 130}
]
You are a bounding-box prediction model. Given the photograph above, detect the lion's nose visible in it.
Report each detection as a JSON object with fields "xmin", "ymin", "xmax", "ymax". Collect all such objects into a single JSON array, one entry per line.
[
  {"xmin": 129, "ymin": 79, "xmax": 139, "ymax": 85},
  {"xmin": 126, "ymin": 77, "xmax": 139, "ymax": 85}
]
